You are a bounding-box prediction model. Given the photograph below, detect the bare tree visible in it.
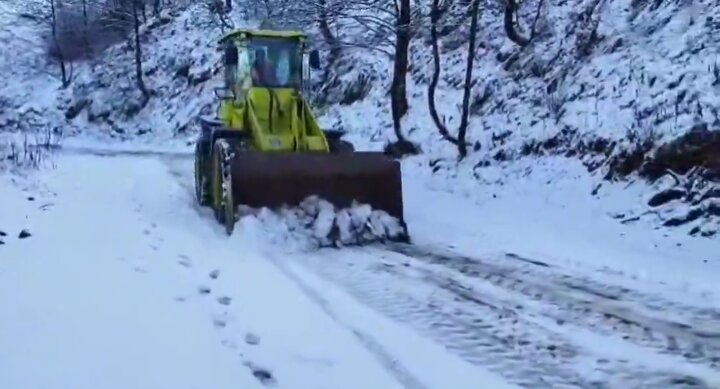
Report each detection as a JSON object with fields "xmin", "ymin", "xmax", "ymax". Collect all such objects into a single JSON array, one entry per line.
[
  {"xmin": 80, "ymin": 0, "xmax": 91, "ymax": 54},
  {"xmin": 236, "ymin": 0, "xmax": 419, "ymax": 149},
  {"xmin": 321, "ymin": 0, "xmax": 418, "ymax": 145},
  {"xmin": 203, "ymin": 0, "xmax": 233, "ymax": 31},
  {"xmin": 504, "ymin": 0, "xmax": 546, "ymax": 47},
  {"xmin": 130, "ymin": 0, "xmax": 150, "ymax": 105},
  {"xmin": 428, "ymin": 0, "xmax": 481, "ymax": 159},
  {"xmin": 316, "ymin": 0, "xmax": 341, "ymax": 84},
  {"xmin": 49, "ymin": 0, "xmax": 74, "ymax": 88},
  {"xmin": 86, "ymin": 0, "xmax": 152, "ymax": 103},
  {"xmin": 384, "ymin": 0, "xmax": 411, "ymax": 143}
]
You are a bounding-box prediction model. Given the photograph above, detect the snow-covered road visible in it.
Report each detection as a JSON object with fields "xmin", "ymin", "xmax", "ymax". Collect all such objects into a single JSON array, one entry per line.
[
  {"xmin": 295, "ymin": 244, "xmax": 720, "ymax": 388},
  {"xmin": 0, "ymin": 152, "xmax": 514, "ymax": 389},
  {"xmin": 1, "ymin": 149, "xmax": 719, "ymax": 389}
]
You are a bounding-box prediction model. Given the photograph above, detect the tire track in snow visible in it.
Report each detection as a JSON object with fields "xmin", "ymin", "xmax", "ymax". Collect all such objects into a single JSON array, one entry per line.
[
  {"xmin": 295, "ymin": 245, "xmax": 720, "ymax": 388},
  {"xmin": 296, "ymin": 248, "xmax": 594, "ymax": 388},
  {"xmin": 158, "ymin": 155, "xmax": 720, "ymax": 386},
  {"xmin": 264, "ymin": 254, "xmax": 431, "ymax": 389},
  {"xmin": 387, "ymin": 244, "xmax": 720, "ymax": 376}
]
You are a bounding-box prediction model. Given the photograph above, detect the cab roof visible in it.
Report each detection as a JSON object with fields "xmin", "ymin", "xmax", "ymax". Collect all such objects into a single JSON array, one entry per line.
[{"xmin": 218, "ymin": 28, "xmax": 306, "ymax": 43}]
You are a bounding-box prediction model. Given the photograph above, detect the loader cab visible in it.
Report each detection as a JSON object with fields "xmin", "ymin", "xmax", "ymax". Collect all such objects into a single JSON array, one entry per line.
[
  {"xmin": 219, "ymin": 29, "xmax": 320, "ymax": 97},
  {"xmin": 215, "ymin": 29, "xmax": 325, "ymax": 134}
]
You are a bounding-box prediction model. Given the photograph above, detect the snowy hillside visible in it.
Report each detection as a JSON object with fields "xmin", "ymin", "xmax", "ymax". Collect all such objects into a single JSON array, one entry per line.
[
  {"xmin": 2, "ymin": 0, "xmax": 717, "ymax": 237},
  {"xmin": 317, "ymin": 0, "xmax": 720, "ymax": 238}
]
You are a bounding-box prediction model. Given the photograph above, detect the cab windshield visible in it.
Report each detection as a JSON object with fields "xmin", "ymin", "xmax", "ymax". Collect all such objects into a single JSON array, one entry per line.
[{"xmin": 247, "ymin": 37, "xmax": 301, "ymax": 89}]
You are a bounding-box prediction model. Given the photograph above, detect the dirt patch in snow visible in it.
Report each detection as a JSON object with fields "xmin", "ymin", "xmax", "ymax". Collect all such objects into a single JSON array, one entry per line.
[{"xmin": 639, "ymin": 125, "xmax": 720, "ymax": 182}]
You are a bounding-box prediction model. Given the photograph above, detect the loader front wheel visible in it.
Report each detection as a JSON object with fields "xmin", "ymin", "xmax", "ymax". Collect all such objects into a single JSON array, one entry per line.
[
  {"xmin": 328, "ymin": 138, "xmax": 355, "ymax": 154},
  {"xmin": 210, "ymin": 139, "xmax": 236, "ymax": 235},
  {"xmin": 194, "ymin": 143, "xmax": 210, "ymax": 206}
]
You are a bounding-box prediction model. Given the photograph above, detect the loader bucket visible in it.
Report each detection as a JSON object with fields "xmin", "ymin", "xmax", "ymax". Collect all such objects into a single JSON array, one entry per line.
[{"xmin": 230, "ymin": 151, "xmax": 405, "ymax": 223}]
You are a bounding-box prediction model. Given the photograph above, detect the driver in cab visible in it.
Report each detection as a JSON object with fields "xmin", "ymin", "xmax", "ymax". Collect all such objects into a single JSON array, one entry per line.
[{"xmin": 251, "ymin": 49, "xmax": 277, "ymax": 86}]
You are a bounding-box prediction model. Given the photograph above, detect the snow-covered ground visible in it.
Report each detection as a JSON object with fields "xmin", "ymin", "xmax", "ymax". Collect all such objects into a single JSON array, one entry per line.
[
  {"xmin": 0, "ymin": 151, "xmax": 520, "ymax": 389},
  {"xmin": 1, "ymin": 147, "xmax": 719, "ymax": 388},
  {"xmin": 1, "ymin": 0, "xmax": 719, "ymax": 387}
]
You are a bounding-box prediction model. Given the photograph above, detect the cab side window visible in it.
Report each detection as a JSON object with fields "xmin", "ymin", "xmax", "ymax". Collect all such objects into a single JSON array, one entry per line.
[{"xmin": 223, "ymin": 42, "xmax": 238, "ymax": 86}]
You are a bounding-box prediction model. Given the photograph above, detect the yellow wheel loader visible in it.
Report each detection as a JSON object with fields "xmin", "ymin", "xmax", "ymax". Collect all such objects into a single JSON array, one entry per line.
[{"xmin": 193, "ymin": 28, "xmax": 407, "ymax": 238}]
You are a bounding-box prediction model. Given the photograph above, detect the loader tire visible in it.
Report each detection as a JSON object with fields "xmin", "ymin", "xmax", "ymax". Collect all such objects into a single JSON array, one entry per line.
[
  {"xmin": 210, "ymin": 139, "xmax": 236, "ymax": 235},
  {"xmin": 194, "ymin": 143, "xmax": 210, "ymax": 206},
  {"xmin": 329, "ymin": 138, "xmax": 355, "ymax": 154}
]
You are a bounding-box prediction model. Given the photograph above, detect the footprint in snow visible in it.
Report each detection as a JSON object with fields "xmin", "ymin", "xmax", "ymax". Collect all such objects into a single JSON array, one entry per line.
[
  {"xmin": 0, "ymin": 230, "xmax": 6, "ymax": 237},
  {"xmin": 213, "ymin": 318, "xmax": 227, "ymax": 329},
  {"xmin": 221, "ymin": 339, "xmax": 238, "ymax": 350},
  {"xmin": 18, "ymin": 230, "xmax": 31, "ymax": 239},
  {"xmin": 217, "ymin": 296, "xmax": 231, "ymax": 306},
  {"xmin": 177, "ymin": 254, "xmax": 192, "ymax": 267},
  {"xmin": 245, "ymin": 332, "xmax": 260, "ymax": 346},
  {"xmin": 244, "ymin": 362, "xmax": 276, "ymax": 387},
  {"xmin": 252, "ymin": 369, "xmax": 275, "ymax": 386},
  {"xmin": 209, "ymin": 269, "xmax": 220, "ymax": 279},
  {"xmin": 198, "ymin": 286, "xmax": 211, "ymax": 295}
]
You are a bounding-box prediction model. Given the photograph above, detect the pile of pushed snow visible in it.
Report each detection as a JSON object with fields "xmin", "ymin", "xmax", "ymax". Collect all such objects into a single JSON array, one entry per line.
[{"xmin": 237, "ymin": 195, "xmax": 408, "ymax": 250}]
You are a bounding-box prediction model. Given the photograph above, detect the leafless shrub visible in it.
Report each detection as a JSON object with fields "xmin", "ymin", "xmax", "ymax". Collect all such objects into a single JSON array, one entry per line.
[
  {"xmin": 711, "ymin": 61, "xmax": 720, "ymax": 87},
  {"xmin": 503, "ymin": 0, "xmax": 547, "ymax": 47},
  {"xmin": 428, "ymin": 0, "xmax": 482, "ymax": 159},
  {"xmin": 545, "ymin": 87, "xmax": 565, "ymax": 123},
  {"xmin": 573, "ymin": 0, "xmax": 606, "ymax": 58},
  {"xmin": 201, "ymin": 0, "xmax": 233, "ymax": 31},
  {"xmin": 0, "ymin": 128, "xmax": 62, "ymax": 173},
  {"xmin": 37, "ymin": 0, "xmax": 134, "ymax": 61},
  {"xmin": 628, "ymin": 102, "xmax": 659, "ymax": 146}
]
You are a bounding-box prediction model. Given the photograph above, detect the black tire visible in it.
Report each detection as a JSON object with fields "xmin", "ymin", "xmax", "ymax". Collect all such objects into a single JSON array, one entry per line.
[
  {"xmin": 210, "ymin": 139, "xmax": 236, "ymax": 235},
  {"xmin": 328, "ymin": 138, "xmax": 355, "ymax": 153},
  {"xmin": 194, "ymin": 143, "xmax": 210, "ymax": 206}
]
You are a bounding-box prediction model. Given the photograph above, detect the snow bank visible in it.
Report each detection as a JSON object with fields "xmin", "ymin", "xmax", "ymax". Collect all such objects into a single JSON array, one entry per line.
[
  {"xmin": 236, "ymin": 195, "xmax": 408, "ymax": 250},
  {"xmin": 400, "ymin": 156, "xmax": 720, "ymax": 300}
]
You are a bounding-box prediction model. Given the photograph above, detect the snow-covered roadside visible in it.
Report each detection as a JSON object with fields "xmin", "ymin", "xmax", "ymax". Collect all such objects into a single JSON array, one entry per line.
[
  {"xmin": 0, "ymin": 160, "xmax": 260, "ymax": 389},
  {"xmin": 399, "ymin": 156, "xmax": 720, "ymax": 303},
  {"xmin": 0, "ymin": 152, "xmax": 519, "ymax": 389}
]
